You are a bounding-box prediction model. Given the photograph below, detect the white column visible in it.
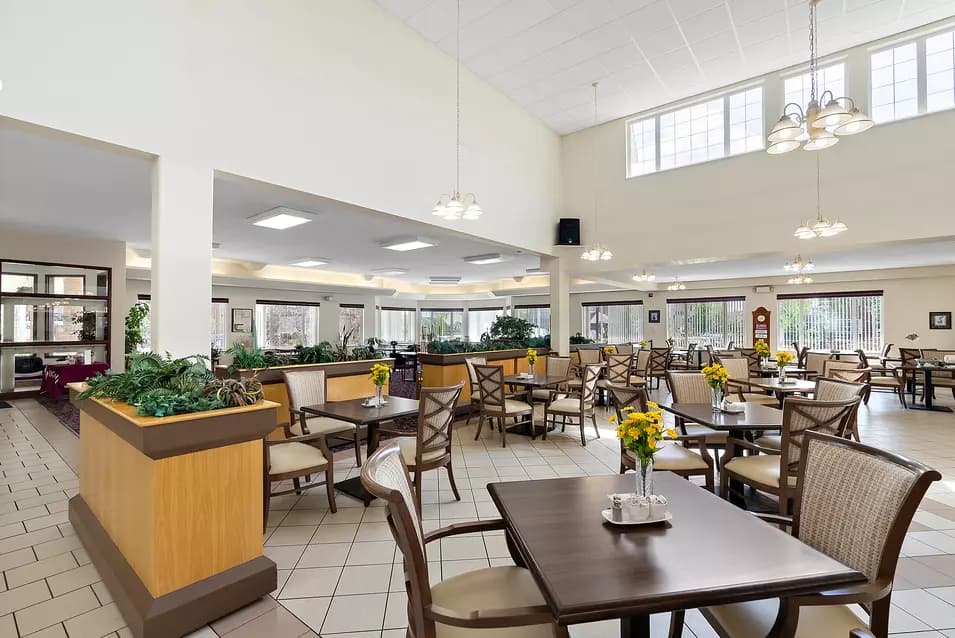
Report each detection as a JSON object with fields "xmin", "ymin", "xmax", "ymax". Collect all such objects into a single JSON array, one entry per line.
[
  {"xmin": 150, "ymin": 156, "xmax": 213, "ymax": 359},
  {"xmin": 544, "ymin": 256, "xmax": 570, "ymax": 356},
  {"xmin": 0, "ymin": 300, "xmax": 15, "ymax": 392}
]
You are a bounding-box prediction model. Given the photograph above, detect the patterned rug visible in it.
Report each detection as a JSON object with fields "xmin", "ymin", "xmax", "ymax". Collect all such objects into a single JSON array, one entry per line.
[{"xmin": 37, "ymin": 396, "xmax": 80, "ymax": 435}]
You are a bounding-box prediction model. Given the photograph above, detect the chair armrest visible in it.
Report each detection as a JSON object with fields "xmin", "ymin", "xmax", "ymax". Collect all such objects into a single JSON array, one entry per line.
[
  {"xmin": 752, "ymin": 512, "xmax": 793, "ymax": 525},
  {"xmin": 725, "ymin": 438, "xmax": 779, "ymax": 457},
  {"xmin": 850, "ymin": 631, "xmax": 876, "ymax": 638},
  {"xmin": 267, "ymin": 432, "xmax": 330, "ymax": 446},
  {"xmin": 671, "ymin": 435, "xmax": 714, "ymax": 466},
  {"xmin": 425, "ymin": 603, "xmax": 556, "ymax": 628},
  {"xmin": 424, "ymin": 519, "xmax": 506, "ymax": 544},
  {"xmin": 788, "ymin": 579, "xmax": 892, "ymax": 607}
]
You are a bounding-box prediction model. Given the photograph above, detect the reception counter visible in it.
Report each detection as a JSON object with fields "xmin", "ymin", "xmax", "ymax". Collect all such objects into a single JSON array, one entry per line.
[
  {"xmin": 419, "ymin": 348, "xmax": 550, "ymax": 403},
  {"xmin": 67, "ymin": 388, "xmax": 279, "ymax": 638}
]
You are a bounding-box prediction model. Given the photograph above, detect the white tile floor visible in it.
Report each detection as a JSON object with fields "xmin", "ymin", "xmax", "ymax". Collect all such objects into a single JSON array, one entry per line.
[{"xmin": 2, "ymin": 386, "xmax": 955, "ymax": 637}]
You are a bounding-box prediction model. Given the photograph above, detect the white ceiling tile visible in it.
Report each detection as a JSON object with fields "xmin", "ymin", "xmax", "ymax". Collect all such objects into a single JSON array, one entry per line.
[
  {"xmin": 649, "ymin": 46, "xmax": 697, "ymax": 75},
  {"xmin": 604, "ymin": 64, "xmax": 662, "ymax": 91},
  {"xmin": 375, "ymin": 0, "xmax": 436, "ymax": 21},
  {"xmin": 679, "ymin": 5, "xmax": 734, "ymax": 43},
  {"xmin": 622, "ymin": 1, "xmax": 678, "ymax": 36},
  {"xmin": 405, "ymin": 0, "xmax": 458, "ymax": 44},
  {"xmin": 743, "ymin": 38, "xmax": 795, "ymax": 69},
  {"xmin": 633, "ymin": 25, "xmax": 686, "ymax": 58},
  {"xmin": 455, "ymin": 0, "xmax": 557, "ymax": 56},
  {"xmin": 736, "ymin": 11, "xmax": 789, "ymax": 47},
  {"xmin": 556, "ymin": 0, "xmax": 630, "ymax": 32},
  {"xmin": 578, "ymin": 20, "xmax": 635, "ymax": 55},
  {"xmin": 690, "ymin": 30, "xmax": 741, "ymax": 63},
  {"xmin": 728, "ymin": 0, "xmax": 786, "ymax": 24},
  {"xmin": 666, "ymin": 0, "xmax": 724, "ymax": 20},
  {"xmin": 594, "ymin": 44, "xmax": 648, "ymax": 73},
  {"xmin": 533, "ymin": 37, "xmax": 604, "ymax": 73},
  {"xmin": 547, "ymin": 0, "xmax": 582, "ymax": 10}
]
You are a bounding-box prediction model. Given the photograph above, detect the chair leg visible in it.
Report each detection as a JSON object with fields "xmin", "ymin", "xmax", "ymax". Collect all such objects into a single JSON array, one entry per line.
[
  {"xmin": 263, "ymin": 477, "xmax": 271, "ymax": 534},
  {"xmin": 413, "ymin": 471, "xmax": 422, "ymax": 511},
  {"xmin": 500, "ymin": 417, "xmax": 507, "ymax": 448},
  {"xmin": 719, "ymin": 467, "xmax": 730, "ymax": 500},
  {"xmin": 446, "ymin": 463, "xmax": 461, "ymax": 501},
  {"xmin": 542, "ymin": 411, "xmax": 549, "ymax": 440},
  {"xmin": 591, "ymin": 412, "xmax": 600, "ymax": 438},
  {"xmin": 326, "ymin": 468, "xmax": 337, "ymax": 514},
  {"xmin": 668, "ymin": 609, "xmax": 686, "ymax": 638},
  {"xmin": 292, "ymin": 477, "xmax": 302, "ymax": 495},
  {"xmin": 704, "ymin": 467, "xmax": 715, "ymax": 493},
  {"xmin": 354, "ymin": 432, "xmax": 362, "ymax": 467},
  {"xmin": 579, "ymin": 417, "xmax": 587, "ymax": 447},
  {"xmin": 474, "ymin": 415, "xmax": 485, "ymax": 440},
  {"xmin": 869, "ymin": 595, "xmax": 891, "ymax": 638}
]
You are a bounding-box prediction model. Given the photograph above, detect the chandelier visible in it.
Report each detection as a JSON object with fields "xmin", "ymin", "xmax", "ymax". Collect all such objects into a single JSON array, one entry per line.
[
  {"xmin": 667, "ymin": 279, "xmax": 686, "ymax": 291},
  {"xmin": 581, "ymin": 82, "xmax": 612, "ymax": 262},
  {"xmin": 767, "ymin": 0, "xmax": 873, "ymax": 154},
  {"xmin": 632, "ymin": 270, "xmax": 656, "ymax": 282},
  {"xmin": 785, "ymin": 255, "xmax": 815, "ymax": 284},
  {"xmin": 432, "ymin": 0, "xmax": 483, "ymax": 221},
  {"xmin": 794, "ymin": 156, "xmax": 848, "ymax": 239}
]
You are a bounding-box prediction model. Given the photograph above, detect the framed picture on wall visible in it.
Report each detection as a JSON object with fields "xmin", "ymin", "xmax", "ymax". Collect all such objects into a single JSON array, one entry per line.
[
  {"xmin": 232, "ymin": 308, "xmax": 253, "ymax": 333},
  {"xmin": 929, "ymin": 312, "xmax": 952, "ymax": 330},
  {"xmin": 648, "ymin": 310, "xmax": 660, "ymax": 324}
]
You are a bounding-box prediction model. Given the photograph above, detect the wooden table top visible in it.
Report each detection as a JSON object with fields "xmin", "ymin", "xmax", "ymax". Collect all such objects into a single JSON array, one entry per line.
[
  {"xmin": 301, "ymin": 396, "xmax": 419, "ymax": 425},
  {"xmin": 756, "ymin": 366, "xmax": 813, "ymax": 375},
  {"xmin": 488, "ymin": 473, "xmax": 863, "ymax": 625},
  {"xmin": 660, "ymin": 402, "xmax": 783, "ymax": 430},
  {"xmin": 502, "ymin": 374, "xmax": 571, "ymax": 388},
  {"xmin": 747, "ymin": 378, "xmax": 817, "ymax": 393}
]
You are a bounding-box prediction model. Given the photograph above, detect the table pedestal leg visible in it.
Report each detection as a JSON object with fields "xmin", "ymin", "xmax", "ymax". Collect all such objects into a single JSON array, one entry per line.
[
  {"xmin": 336, "ymin": 422, "xmax": 381, "ymax": 506},
  {"xmin": 620, "ymin": 615, "xmax": 650, "ymax": 638},
  {"xmin": 727, "ymin": 431, "xmax": 746, "ymax": 507}
]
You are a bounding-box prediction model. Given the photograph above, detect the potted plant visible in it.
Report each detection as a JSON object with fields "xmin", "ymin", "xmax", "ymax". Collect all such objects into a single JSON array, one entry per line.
[
  {"xmin": 124, "ymin": 303, "xmax": 150, "ymax": 367},
  {"xmin": 701, "ymin": 362, "xmax": 729, "ymax": 412},
  {"xmin": 611, "ymin": 401, "xmax": 676, "ymax": 497}
]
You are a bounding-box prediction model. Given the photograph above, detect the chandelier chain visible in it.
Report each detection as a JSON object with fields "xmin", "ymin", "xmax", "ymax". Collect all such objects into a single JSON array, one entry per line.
[
  {"xmin": 816, "ymin": 154, "xmax": 821, "ymax": 219},
  {"xmin": 592, "ymin": 81, "xmax": 599, "ymax": 239},
  {"xmin": 455, "ymin": 0, "xmax": 461, "ymax": 195},
  {"xmin": 809, "ymin": 0, "xmax": 817, "ymax": 103}
]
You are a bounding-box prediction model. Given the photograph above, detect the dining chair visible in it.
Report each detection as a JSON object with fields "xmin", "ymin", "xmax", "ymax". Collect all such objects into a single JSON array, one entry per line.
[
  {"xmin": 400, "ymin": 383, "xmax": 464, "ymax": 510},
  {"xmin": 284, "ymin": 369, "xmax": 362, "ymax": 466},
  {"xmin": 473, "ymin": 364, "xmax": 534, "ymax": 447},
  {"xmin": 757, "ymin": 377, "xmax": 867, "ymax": 451},
  {"xmin": 544, "ymin": 364, "xmax": 601, "ymax": 446},
  {"xmin": 629, "ymin": 348, "xmax": 651, "ymax": 386},
  {"xmin": 878, "ymin": 343, "xmax": 894, "ymax": 368},
  {"xmin": 648, "ymin": 347, "xmax": 671, "ymax": 390},
  {"xmin": 898, "ymin": 347, "xmax": 924, "ymax": 402},
  {"xmin": 597, "ymin": 352, "xmax": 635, "ymax": 398},
  {"xmin": 609, "ymin": 386, "xmax": 714, "ymax": 491},
  {"xmin": 531, "ymin": 356, "xmax": 571, "ymax": 402},
  {"xmin": 804, "ymin": 352, "xmax": 833, "ymax": 381},
  {"xmin": 464, "ymin": 356, "xmax": 487, "ymax": 426},
  {"xmin": 360, "ymin": 444, "xmax": 570, "ymax": 638},
  {"xmin": 265, "ymin": 428, "xmax": 337, "ymax": 531},
  {"xmin": 721, "ymin": 357, "xmax": 778, "ymax": 406},
  {"xmin": 720, "ymin": 396, "xmax": 862, "ymax": 514},
  {"xmin": 665, "ymin": 371, "xmax": 729, "ymax": 458},
  {"xmin": 736, "ymin": 347, "xmax": 761, "ymax": 377},
  {"xmin": 690, "ymin": 431, "xmax": 940, "ymax": 638},
  {"xmin": 669, "ymin": 343, "xmax": 697, "ymax": 369},
  {"xmin": 828, "ymin": 366, "xmax": 873, "ymax": 403},
  {"xmin": 822, "ymin": 359, "xmax": 863, "ymax": 379},
  {"xmin": 615, "ymin": 343, "xmax": 634, "ymax": 354}
]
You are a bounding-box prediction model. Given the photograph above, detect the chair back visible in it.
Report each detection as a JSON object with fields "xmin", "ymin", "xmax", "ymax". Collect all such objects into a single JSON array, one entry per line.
[
  {"xmin": 779, "ymin": 397, "xmax": 861, "ymax": 477},
  {"xmin": 822, "ymin": 359, "xmax": 863, "ymax": 378},
  {"xmin": 797, "ymin": 346, "xmax": 809, "ymax": 369},
  {"xmin": 578, "ymin": 365, "xmax": 601, "ymax": 409},
  {"xmin": 634, "ymin": 349, "xmax": 651, "ymax": 377},
  {"xmin": 737, "ymin": 347, "xmax": 760, "ymax": 376},
  {"xmin": 815, "ymin": 377, "xmax": 868, "ymax": 402},
  {"xmin": 805, "ymin": 352, "xmax": 833, "ymax": 379},
  {"xmin": 667, "ymin": 371, "xmax": 711, "ymax": 403},
  {"xmin": 578, "ymin": 348, "xmax": 602, "ymax": 365},
  {"xmin": 608, "ymin": 385, "xmax": 649, "ymax": 421},
  {"xmin": 725, "ymin": 340, "xmax": 735, "ymax": 350},
  {"xmin": 615, "ymin": 343, "xmax": 634, "ymax": 354},
  {"xmin": 464, "ymin": 356, "xmax": 486, "ymax": 399},
  {"xmin": 649, "ymin": 347, "xmax": 670, "ymax": 376},
  {"xmin": 547, "ymin": 356, "xmax": 572, "ymax": 379},
  {"xmin": 569, "ymin": 349, "xmax": 581, "ymax": 369},
  {"xmin": 473, "ymin": 365, "xmax": 505, "ymax": 412},
  {"xmin": 879, "ymin": 343, "xmax": 894, "ymax": 365},
  {"xmin": 360, "ymin": 444, "xmax": 433, "ymax": 637},
  {"xmin": 604, "ymin": 353, "xmax": 633, "ymax": 386},
  {"xmin": 899, "ymin": 347, "xmax": 921, "ymax": 367},
  {"xmin": 921, "ymin": 348, "xmax": 941, "ymax": 360},
  {"xmin": 829, "ymin": 367, "xmax": 872, "ymax": 385},
  {"xmin": 794, "ymin": 432, "xmax": 940, "ymax": 594},
  {"xmin": 283, "ymin": 369, "xmax": 327, "ymax": 435},
  {"xmin": 854, "ymin": 349, "xmax": 870, "ymax": 367},
  {"xmin": 720, "ymin": 357, "xmax": 750, "ymax": 383},
  {"xmin": 415, "ymin": 384, "xmax": 464, "ymax": 465}
]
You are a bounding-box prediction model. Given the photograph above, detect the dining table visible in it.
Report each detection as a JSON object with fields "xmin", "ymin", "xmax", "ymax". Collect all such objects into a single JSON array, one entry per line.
[
  {"xmin": 302, "ymin": 396, "xmax": 419, "ymax": 504},
  {"xmin": 755, "ymin": 365, "xmax": 813, "ymax": 378},
  {"xmin": 41, "ymin": 362, "xmax": 109, "ymax": 400},
  {"xmin": 745, "ymin": 377, "xmax": 817, "ymax": 407},
  {"xmin": 488, "ymin": 473, "xmax": 864, "ymax": 638},
  {"xmin": 502, "ymin": 373, "xmax": 572, "ymax": 437},
  {"xmin": 901, "ymin": 365, "xmax": 955, "ymax": 413}
]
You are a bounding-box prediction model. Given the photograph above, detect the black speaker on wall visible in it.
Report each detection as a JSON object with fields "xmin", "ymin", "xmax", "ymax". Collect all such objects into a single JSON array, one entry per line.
[{"xmin": 556, "ymin": 218, "xmax": 581, "ymax": 246}]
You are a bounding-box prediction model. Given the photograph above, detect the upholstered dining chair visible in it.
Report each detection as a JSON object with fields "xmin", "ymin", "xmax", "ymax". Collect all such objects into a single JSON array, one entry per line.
[
  {"xmin": 683, "ymin": 431, "xmax": 940, "ymax": 638},
  {"xmin": 597, "ymin": 352, "xmax": 635, "ymax": 398},
  {"xmin": 544, "ymin": 364, "xmax": 601, "ymax": 446},
  {"xmin": 648, "ymin": 347, "xmax": 671, "ymax": 390},
  {"xmin": 400, "ymin": 383, "xmax": 464, "ymax": 510},
  {"xmin": 736, "ymin": 348, "xmax": 761, "ymax": 378},
  {"xmin": 615, "ymin": 343, "xmax": 634, "ymax": 354},
  {"xmin": 757, "ymin": 378, "xmax": 868, "ymax": 451},
  {"xmin": 265, "ymin": 427, "xmax": 337, "ymax": 530},
  {"xmin": 804, "ymin": 352, "xmax": 834, "ymax": 381},
  {"xmin": 822, "ymin": 359, "xmax": 863, "ymax": 379},
  {"xmin": 360, "ymin": 444, "xmax": 570, "ymax": 638},
  {"xmin": 721, "ymin": 357, "xmax": 778, "ymax": 406},
  {"xmin": 531, "ymin": 356, "xmax": 572, "ymax": 402},
  {"xmin": 666, "ymin": 371, "xmax": 730, "ymax": 457},
  {"xmin": 473, "ymin": 364, "xmax": 534, "ymax": 447},
  {"xmin": 828, "ymin": 367, "xmax": 873, "ymax": 404},
  {"xmin": 629, "ymin": 347, "xmax": 651, "ymax": 386},
  {"xmin": 284, "ymin": 369, "xmax": 362, "ymax": 466},
  {"xmin": 720, "ymin": 396, "xmax": 861, "ymax": 514},
  {"xmin": 464, "ymin": 356, "xmax": 487, "ymax": 426},
  {"xmin": 668, "ymin": 343, "xmax": 697, "ymax": 369},
  {"xmin": 609, "ymin": 385, "xmax": 714, "ymax": 491}
]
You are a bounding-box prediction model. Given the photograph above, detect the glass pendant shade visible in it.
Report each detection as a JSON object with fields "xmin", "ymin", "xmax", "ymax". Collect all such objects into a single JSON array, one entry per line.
[
  {"xmin": 834, "ymin": 109, "xmax": 874, "ymax": 136},
  {"xmin": 794, "ymin": 223, "xmax": 816, "ymax": 239},
  {"xmin": 768, "ymin": 115, "xmax": 802, "ymax": 143},
  {"xmin": 803, "ymin": 127, "xmax": 839, "ymax": 151},
  {"xmin": 768, "ymin": 139, "xmax": 801, "ymax": 154},
  {"xmin": 815, "ymin": 98, "xmax": 852, "ymax": 128}
]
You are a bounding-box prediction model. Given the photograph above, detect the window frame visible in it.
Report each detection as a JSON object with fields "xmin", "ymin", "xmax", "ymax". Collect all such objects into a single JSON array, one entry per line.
[
  {"xmin": 870, "ymin": 41, "xmax": 919, "ymax": 124},
  {"xmin": 379, "ymin": 306, "xmax": 417, "ymax": 344},
  {"xmin": 665, "ymin": 296, "xmax": 746, "ymax": 350},
  {"xmin": 514, "ymin": 304, "xmax": 551, "ymax": 339},
  {"xmin": 776, "ymin": 290, "xmax": 884, "ymax": 353},
  {"xmin": 254, "ymin": 299, "xmax": 321, "ymax": 350},
  {"xmin": 419, "ymin": 308, "xmax": 465, "ymax": 342}
]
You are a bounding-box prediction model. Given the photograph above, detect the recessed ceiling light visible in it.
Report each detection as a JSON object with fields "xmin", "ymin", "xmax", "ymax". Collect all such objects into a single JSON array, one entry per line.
[
  {"xmin": 379, "ymin": 237, "xmax": 438, "ymax": 252},
  {"xmin": 429, "ymin": 276, "xmax": 462, "ymax": 285},
  {"xmin": 370, "ymin": 268, "xmax": 409, "ymax": 276},
  {"xmin": 463, "ymin": 253, "xmax": 506, "ymax": 265},
  {"xmin": 291, "ymin": 258, "xmax": 329, "ymax": 267},
  {"xmin": 248, "ymin": 207, "xmax": 316, "ymax": 230}
]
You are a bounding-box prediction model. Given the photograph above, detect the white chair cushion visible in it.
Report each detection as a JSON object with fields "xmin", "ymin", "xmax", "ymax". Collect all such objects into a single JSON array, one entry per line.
[
  {"xmin": 704, "ymin": 598, "xmax": 866, "ymax": 638},
  {"xmin": 484, "ymin": 399, "xmax": 534, "ymax": 416},
  {"xmin": 269, "ymin": 442, "xmax": 328, "ymax": 476},
  {"xmin": 628, "ymin": 375, "xmax": 647, "ymax": 385},
  {"xmin": 547, "ymin": 398, "xmax": 591, "ymax": 414},
  {"xmin": 565, "ymin": 379, "xmax": 582, "ymax": 387},
  {"xmin": 739, "ymin": 393, "xmax": 779, "ymax": 405},
  {"xmin": 532, "ymin": 389, "xmax": 564, "ymax": 401},
  {"xmin": 682, "ymin": 423, "xmax": 729, "ymax": 442},
  {"xmin": 868, "ymin": 376, "xmax": 900, "ymax": 387},
  {"xmin": 625, "ymin": 443, "xmax": 708, "ymax": 471},
  {"xmin": 723, "ymin": 454, "xmax": 795, "ymax": 488},
  {"xmin": 757, "ymin": 434, "xmax": 781, "ymax": 451},
  {"xmin": 431, "ymin": 566, "xmax": 554, "ymax": 638},
  {"xmin": 293, "ymin": 416, "xmax": 356, "ymax": 437},
  {"xmin": 397, "ymin": 437, "xmax": 446, "ymax": 466}
]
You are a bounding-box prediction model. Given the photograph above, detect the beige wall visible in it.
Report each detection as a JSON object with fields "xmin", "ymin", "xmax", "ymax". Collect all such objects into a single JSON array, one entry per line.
[{"xmin": 0, "ymin": 228, "xmax": 126, "ymax": 369}]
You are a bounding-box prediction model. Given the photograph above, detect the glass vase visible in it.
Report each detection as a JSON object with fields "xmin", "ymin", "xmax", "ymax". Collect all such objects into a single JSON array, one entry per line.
[
  {"xmin": 529, "ymin": 362, "xmax": 535, "ymax": 377},
  {"xmin": 711, "ymin": 385, "xmax": 724, "ymax": 412},
  {"xmin": 778, "ymin": 365, "xmax": 787, "ymax": 383},
  {"xmin": 636, "ymin": 456, "xmax": 654, "ymax": 497},
  {"xmin": 375, "ymin": 385, "xmax": 384, "ymax": 407}
]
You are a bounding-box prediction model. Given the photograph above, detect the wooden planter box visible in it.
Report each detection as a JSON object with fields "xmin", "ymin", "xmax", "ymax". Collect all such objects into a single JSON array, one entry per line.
[
  {"xmin": 66, "ymin": 391, "xmax": 279, "ymax": 638},
  {"xmin": 418, "ymin": 348, "xmax": 550, "ymax": 403},
  {"xmin": 215, "ymin": 359, "xmax": 395, "ymax": 436}
]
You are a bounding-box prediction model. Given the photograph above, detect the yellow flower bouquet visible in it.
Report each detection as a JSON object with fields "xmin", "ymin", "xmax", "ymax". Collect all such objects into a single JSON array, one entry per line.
[
  {"xmin": 603, "ymin": 345, "xmax": 617, "ymax": 355},
  {"xmin": 701, "ymin": 363, "xmax": 728, "ymax": 390},
  {"xmin": 525, "ymin": 348, "xmax": 538, "ymax": 365},
  {"xmin": 775, "ymin": 350, "xmax": 795, "ymax": 366},
  {"xmin": 755, "ymin": 339, "xmax": 770, "ymax": 359},
  {"xmin": 638, "ymin": 340, "xmax": 649, "ymax": 348},
  {"xmin": 369, "ymin": 362, "xmax": 392, "ymax": 386},
  {"xmin": 611, "ymin": 402, "xmax": 677, "ymax": 496}
]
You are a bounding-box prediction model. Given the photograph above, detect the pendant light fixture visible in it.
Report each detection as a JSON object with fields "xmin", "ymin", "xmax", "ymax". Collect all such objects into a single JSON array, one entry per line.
[
  {"xmin": 767, "ymin": 0, "xmax": 872, "ymax": 154},
  {"xmin": 632, "ymin": 270, "xmax": 656, "ymax": 282},
  {"xmin": 431, "ymin": 0, "xmax": 482, "ymax": 221},
  {"xmin": 794, "ymin": 156, "xmax": 848, "ymax": 239},
  {"xmin": 581, "ymin": 82, "xmax": 612, "ymax": 262},
  {"xmin": 667, "ymin": 279, "xmax": 686, "ymax": 291}
]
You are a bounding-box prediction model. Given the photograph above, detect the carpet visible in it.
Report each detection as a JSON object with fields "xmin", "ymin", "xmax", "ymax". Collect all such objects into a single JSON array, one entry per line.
[{"xmin": 37, "ymin": 396, "xmax": 80, "ymax": 435}]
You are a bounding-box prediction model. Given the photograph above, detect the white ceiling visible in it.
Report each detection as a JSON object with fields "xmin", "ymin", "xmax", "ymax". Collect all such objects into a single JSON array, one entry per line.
[{"xmin": 377, "ymin": 0, "xmax": 955, "ymax": 134}]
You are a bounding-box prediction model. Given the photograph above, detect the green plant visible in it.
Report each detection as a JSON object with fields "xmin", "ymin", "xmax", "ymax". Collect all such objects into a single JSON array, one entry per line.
[
  {"xmin": 483, "ymin": 316, "xmax": 535, "ymax": 344},
  {"xmin": 124, "ymin": 303, "xmax": 150, "ymax": 361},
  {"xmin": 295, "ymin": 342, "xmax": 335, "ymax": 364},
  {"xmin": 350, "ymin": 337, "xmax": 386, "ymax": 361},
  {"xmin": 570, "ymin": 332, "xmax": 594, "ymax": 345},
  {"xmin": 227, "ymin": 343, "xmax": 281, "ymax": 371},
  {"xmin": 73, "ymin": 311, "xmax": 97, "ymax": 342},
  {"xmin": 204, "ymin": 376, "xmax": 264, "ymax": 407},
  {"xmin": 334, "ymin": 326, "xmax": 358, "ymax": 361}
]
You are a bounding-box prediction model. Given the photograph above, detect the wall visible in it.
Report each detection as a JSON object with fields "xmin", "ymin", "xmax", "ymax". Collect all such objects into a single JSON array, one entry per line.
[
  {"xmin": 0, "ymin": 0, "xmax": 561, "ymax": 256},
  {"xmin": 0, "ymin": 228, "xmax": 126, "ymax": 369}
]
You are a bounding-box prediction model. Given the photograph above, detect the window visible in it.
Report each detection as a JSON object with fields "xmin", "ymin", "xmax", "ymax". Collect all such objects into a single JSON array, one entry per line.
[
  {"xmin": 420, "ymin": 309, "xmax": 464, "ymax": 341},
  {"xmin": 210, "ymin": 299, "xmax": 228, "ymax": 350},
  {"xmin": 659, "ymin": 97, "xmax": 724, "ymax": 170},
  {"xmin": 666, "ymin": 297, "xmax": 745, "ymax": 349},
  {"xmin": 46, "ymin": 275, "xmax": 86, "ymax": 296},
  {"xmin": 255, "ymin": 301, "xmax": 320, "ymax": 349},
  {"xmin": 514, "ymin": 305, "xmax": 551, "ymax": 338},
  {"xmin": 777, "ymin": 292, "xmax": 883, "ymax": 353},
  {"xmin": 627, "ymin": 87, "xmax": 761, "ymax": 177},
  {"xmin": 628, "ymin": 118, "xmax": 656, "ymax": 176},
  {"xmin": 1, "ymin": 273, "xmax": 36, "ymax": 293},
  {"xmin": 871, "ymin": 43, "xmax": 918, "ymax": 123},
  {"xmin": 784, "ymin": 63, "xmax": 845, "ymax": 109},
  {"xmin": 582, "ymin": 302, "xmax": 643, "ymax": 343},
  {"xmin": 927, "ymin": 30, "xmax": 955, "ymax": 113},
  {"xmin": 467, "ymin": 308, "xmax": 503, "ymax": 342},
  {"xmin": 339, "ymin": 304, "xmax": 364, "ymax": 344},
  {"xmin": 729, "ymin": 87, "xmax": 764, "ymax": 154},
  {"xmin": 379, "ymin": 307, "xmax": 416, "ymax": 343}
]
